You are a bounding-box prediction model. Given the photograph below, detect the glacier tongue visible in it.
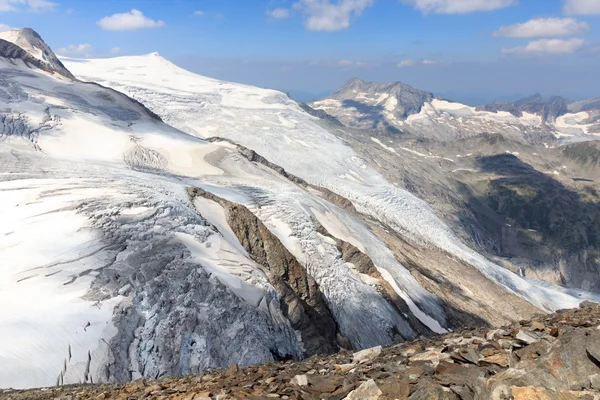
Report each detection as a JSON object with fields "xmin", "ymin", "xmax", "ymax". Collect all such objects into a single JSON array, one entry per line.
[{"xmin": 0, "ymin": 147, "xmax": 304, "ymax": 388}]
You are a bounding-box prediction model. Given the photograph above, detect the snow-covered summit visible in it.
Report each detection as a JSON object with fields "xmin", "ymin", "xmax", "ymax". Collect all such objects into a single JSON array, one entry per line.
[{"xmin": 0, "ymin": 28, "xmax": 74, "ymax": 79}]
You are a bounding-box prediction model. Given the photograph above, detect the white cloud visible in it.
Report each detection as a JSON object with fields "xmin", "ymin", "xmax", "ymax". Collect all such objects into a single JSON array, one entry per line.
[
  {"xmin": 397, "ymin": 59, "xmax": 442, "ymax": 67},
  {"xmin": 26, "ymin": 0, "xmax": 55, "ymax": 11},
  {"xmin": 0, "ymin": 22, "xmax": 15, "ymax": 31},
  {"xmin": 97, "ymin": 9, "xmax": 165, "ymax": 31},
  {"xmin": 502, "ymin": 38, "xmax": 585, "ymax": 55},
  {"xmin": 268, "ymin": 8, "xmax": 290, "ymax": 19},
  {"xmin": 0, "ymin": 0, "xmax": 56, "ymax": 12},
  {"xmin": 193, "ymin": 10, "xmax": 204, "ymax": 16},
  {"xmin": 493, "ymin": 17, "xmax": 589, "ymax": 38},
  {"xmin": 56, "ymin": 43, "xmax": 94, "ymax": 57},
  {"xmin": 109, "ymin": 47, "xmax": 121, "ymax": 55},
  {"xmin": 337, "ymin": 59, "xmax": 367, "ymax": 66},
  {"xmin": 308, "ymin": 59, "xmax": 368, "ymax": 67},
  {"xmin": 402, "ymin": 0, "xmax": 516, "ymax": 14},
  {"xmin": 397, "ymin": 59, "xmax": 418, "ymax": 67},
  {"xmin": 564, "ymin": 0, "xmax": 600, "ymax": 15},
  {"xmin": 293, "ymin": 0, "xmax": 374, "ymax": 31}
]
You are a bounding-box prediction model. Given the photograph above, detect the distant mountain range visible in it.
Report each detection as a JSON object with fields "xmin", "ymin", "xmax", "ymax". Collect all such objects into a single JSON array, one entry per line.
[{"xmin": 310, "ymin": 78, "xmax": 600, "ymax": 140}]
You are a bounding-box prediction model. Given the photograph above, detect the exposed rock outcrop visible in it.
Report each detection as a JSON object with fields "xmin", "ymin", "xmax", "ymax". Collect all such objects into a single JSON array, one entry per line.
[{"xmin": 188, "ymin": 187, "xmax": 341, "ymax": 356}]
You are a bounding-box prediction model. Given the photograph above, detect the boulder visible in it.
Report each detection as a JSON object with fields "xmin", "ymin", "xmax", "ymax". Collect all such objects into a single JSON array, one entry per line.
[
  {"xmin": 353, "ymin": 346, "xmax": 382, "ymax": 364},
  {"xmin": 344, "ymin": 379, "xmax": 382, "ymax": 400}
]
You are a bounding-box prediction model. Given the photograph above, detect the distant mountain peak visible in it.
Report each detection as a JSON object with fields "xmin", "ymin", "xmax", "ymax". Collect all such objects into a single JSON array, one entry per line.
[
  {"xmin": 477, "ymin": 93, "xmax": 569, "ymax": 122},
  {"xmin": 312, "ymin": 78, "xmax": 434, "ymax": 131},
  {"xmin": 0, "ymin": 27, "xmax": 74, "ymax": 79}
]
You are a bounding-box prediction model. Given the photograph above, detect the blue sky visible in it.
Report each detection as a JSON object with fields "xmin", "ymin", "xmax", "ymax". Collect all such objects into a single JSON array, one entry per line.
[{"xmin": 2, "ymin": 0, "xmax": 600, "ymax": 103}]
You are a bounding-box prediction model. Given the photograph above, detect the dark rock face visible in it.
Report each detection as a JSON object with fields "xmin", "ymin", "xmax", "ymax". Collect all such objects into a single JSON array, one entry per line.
[
  {"xmin": 476, "ymin": 93, "xmax": 569, "ymax": 122},
  {"xmin": 297, "ymin": 101, "xmax": 343, "ymax": 126},
  {"xmin": 188, "ymin": 187, "xmax": 341, "ymax": 356},
  {"xmin": 563, "ymin": 141, "xmax": 600, "ymax": 168},
  {"xmin": 470, "ymin": 154, "xmax": 600, "ymax": 292},
  {"xmin": 6, "ymin": 303, "xmax": 600, "ymax": 399}
]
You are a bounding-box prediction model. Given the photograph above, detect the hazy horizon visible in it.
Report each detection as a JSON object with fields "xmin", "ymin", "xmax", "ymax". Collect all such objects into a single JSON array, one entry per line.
[{"xmin": 2, "ymin": 0, "xmax": 600, "ymax": 104}]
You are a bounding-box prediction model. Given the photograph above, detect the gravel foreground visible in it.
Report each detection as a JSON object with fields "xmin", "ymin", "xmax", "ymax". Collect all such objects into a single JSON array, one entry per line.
[{"xmin": 3, "ymin": 302, "xmax": 600, "ymax": 400}]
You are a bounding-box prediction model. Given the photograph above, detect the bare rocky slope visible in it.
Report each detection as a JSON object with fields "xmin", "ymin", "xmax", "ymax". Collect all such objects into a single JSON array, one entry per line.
[{"xmin": 3, "ymin": 302, "xmax": 600, "ymax": 399}]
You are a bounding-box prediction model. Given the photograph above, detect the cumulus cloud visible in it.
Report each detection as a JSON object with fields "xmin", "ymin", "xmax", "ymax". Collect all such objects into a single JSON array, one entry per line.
[
  {"xmin": 193, "ymin": 10, "xmax": 204, "ymax": 16},
  {"xmin": 402, "ymin": 0, "xmax": 516, "ymax": 14},
  {"xmin": 97, "ymin": 9, "xmax": 165, "ymax": 31},
  {"xmin": 502, "ymin": 38, "xmax": 585, "ymax": 55},
  {"xmin": 110, "ymin": 47, "xmax": 121, "ymax": 55},
  {"xmin": 56, "ymin": 43, "xmax": 94, "ymax": 57},
  {"xmin": 0, "ymin": 23, "xmax": 15, "ymax": 31},
  {"xmin": 268, "ymin": 8, "xmax": 291, "ymax": 19},
  {"xmin": 293, "ymin": 0, "xmax": 374, "ymax": 31},
  {"xmin": 564, "ymin": 0, "xmax": 600, "ymax": 15},
  {"xmin": 397, "ymin": 59, "xmax": 442, "ymax": 67},
  {"xmin": 0, "ymin": 0, "xmax": 56, "ymax": 12},
  {"xmin": 493, "ymin": 17, "xmax": 589, "ymax": 38}
]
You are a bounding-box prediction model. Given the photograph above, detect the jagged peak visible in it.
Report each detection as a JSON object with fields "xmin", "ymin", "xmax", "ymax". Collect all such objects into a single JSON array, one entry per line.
[{"xmin": 0, "ymin": 27, "xmax": 75, "ymax": 80}]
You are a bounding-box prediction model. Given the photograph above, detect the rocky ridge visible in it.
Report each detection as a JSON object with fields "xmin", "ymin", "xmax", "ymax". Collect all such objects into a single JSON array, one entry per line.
[{"xmin": 4, "ymin": 303, "xmax": 600, "ymax": 400}]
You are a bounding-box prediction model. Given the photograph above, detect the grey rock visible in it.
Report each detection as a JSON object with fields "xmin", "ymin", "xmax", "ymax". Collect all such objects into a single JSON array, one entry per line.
[{"xmin": 516, "ymin": 330, "xmax": 542, "ymax": 345}]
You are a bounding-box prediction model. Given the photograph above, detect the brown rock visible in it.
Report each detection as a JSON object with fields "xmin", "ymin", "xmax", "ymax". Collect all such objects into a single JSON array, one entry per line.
[
  {"xmin": 379, "ymin": 377, "xmax": 410, "ymax": 400},
  {"xmin": 405, "ymin": 366, "xmax": 426, "ymax": 382},
  {"xmin": 408, "ymin": 380, "xmax": 460, "ymax": 400},
  {"xmin": 434, "ymin": 361, "xmax": 484, "ymax": 387},
  {"xmin": 335, "ymin": 363, "xmax": 356, "ymax": 373},
  {"xmin": 531, "ymin": 321, "xmax": 546, "ymax": 331},
  {"xmin": 409, "ymin": 350, "xmax": 450, "ymax": 367},
  {"xmin": 309, "ymin": 375, "xmax": 344, "ymax": 393},
  {"xmin": 511, "ymin": 386, "xmax": 580, "ymax": 400},
  {"xmin": 451, "ymin": 348, "xmax": 480, "ymax": 365},
  {"xmin": 480, "ymin": 353, "xmax": 510, "ymax": 368}
]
